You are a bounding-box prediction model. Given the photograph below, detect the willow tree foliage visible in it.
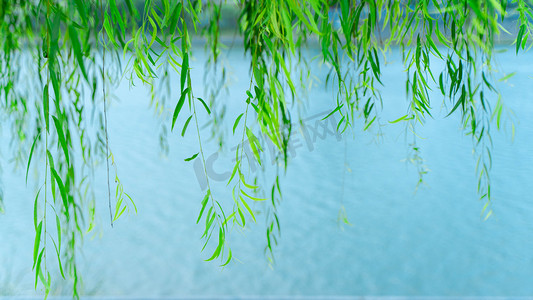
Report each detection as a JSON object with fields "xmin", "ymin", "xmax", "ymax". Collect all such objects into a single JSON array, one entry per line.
[{"xmin": 0, "ymin": 0, "xmax": 530, "ymax": 298}]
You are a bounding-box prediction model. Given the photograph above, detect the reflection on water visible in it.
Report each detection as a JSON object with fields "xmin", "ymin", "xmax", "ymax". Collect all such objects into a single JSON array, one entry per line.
[{"xmin": 1, "ymin": 47, "xmax": 532, "ymax": 297}]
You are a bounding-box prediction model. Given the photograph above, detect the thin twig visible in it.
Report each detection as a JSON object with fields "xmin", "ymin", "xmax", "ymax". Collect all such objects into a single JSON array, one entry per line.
[{"xmin": 100, "ymin": 0, "xmax": 113, "ymax": 228}]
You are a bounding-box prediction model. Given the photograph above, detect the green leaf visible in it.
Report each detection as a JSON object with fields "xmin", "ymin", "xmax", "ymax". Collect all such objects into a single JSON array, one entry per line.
[
  {"xmin": 56, "ymin": 214, "xmax": 61, "ymax": 250},
  {"xmin": 114, "ymin": 205, "xmax": 127, "ymax": 221},
  {"xmin": 322, "ymin": 104, "xmax": 343, "ymax": 120},
  {"xmin": 52, "ymin": 116, "xmax": 69, "ymax": 166},
  {"xmin": 484, "ymin": 209, "xmax": 493, "ymax": 221},
  {"xmin": 240, "ymin": 196, "xmax": 256, "ymax": 222},
  {"xmin": 245, "ymin": 127, "xmax": 262, "ymax": 165},
  {"xmin": 180, "ymin": 53, "xmax": 189, "ymax": 92},
  {"xmin": 286, "ymin": 0, "xmax": 320, "ymax": 34},
  {"xmin": 232, "ymin": 113, "xmax": 244, "ymax": 135},
  {"xmin": 74, "ymin": 0, "xmax": 88, "ymax": 25},
  {"xmin": 167, "ymin": 2, "xmax": 182, "ymax": 35},
  {"xmin": 236, "ymin": 206, "xmax": 246, "ymax": 227},
  {"xmin": 516, "ymin": 24, "xmax": 526, "ymax": 54},
  {"xmin": 389, "ymin": 115, "xmax": 413, "ymax": 124},
  {"xmin": 181, "ymin": 115, "xmax": 193, "ymax": 137},
  {"xmin": 147, "ymin": 16, "xmax": 158, "ymax": 48},
  {"xmin": 205, "ymin": 228, "xmax": 224, "ymax": 261},
  {"xmin": 439, "ymin": 73, "xmax": 445, "ymax": 95},
  {"xmin": 33, "ymin": 221, "xmax": 43, "ymax": 269},
  {"xmin": 103, "ymin": 14, "xmax": 118, "ymax": 47},
  {"xmin": 445, "ymin": 87, "xmax": 466, "ymax": 117},
  {"xmin": 34, "ymin": 248, "xmax": 44, "ymax": 289},
  {"xmin": 196, "ymin": 190, "xmax": 210, "ymax": 224},
  {"xmin": 125, "ymin": 193, "xmax": 137, "ymax": 214},
  {"xmin": 51, "ymin": 237, "xmax": 65, "ymax": 279},
  {"xmin": 197, "ymin": 97, "xmax": 211, "ymax": 114},
  {"xmin": 33, "ymin": 188, "xmax": 41, "ymax": 230},
  {"xmin": 43, "ymin": 84, "xmax": 49, "ymax": 132},
  {"xmin": 171, "ymin": 87, "xmax": 189, "ymax": 130},
  {"xmin": 363, "ymin": 116, "xmax": 376, "ymax": 131},
  {"xmin": 50, "ymin": 167, "xmax": 69, "ymax": 219},
  {"xmin": 26, "ymin": 133, "xmax": 41, "ymax": 184},
  {"xmin": 227, "ymin": 162, "xmax": 239, "ymax": 185},
  {"xmin": 202, "ymin": 206, "xmax": 215, "ymax": 239},
  {"xmin": 239, "ymin": 171, "xmax": 258, "ymax": 189},
  {"xmin": 498, "ymin": 72, "xmax": 516, "ymax": 82},
  {"xmin": 241, "ymin": 189, "xmax": 266, "ymax": 201},
  {"xmin": 221, "ymin": 248, "xmax": 232, "ymax": 267},
  {"xmin": 185, "ymin": 152, "xmax": 199, "ymax": 161},
  {"xmin": 222, "ymin": 211, "xmax": 236, "ymax": 226},
  {"xmin": 68, "ymin": 25, "xmax": 88, "ymax": 81}
]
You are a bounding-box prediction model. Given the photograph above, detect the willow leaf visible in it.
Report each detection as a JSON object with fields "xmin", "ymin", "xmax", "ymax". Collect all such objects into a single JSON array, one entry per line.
[
  {"xmin": 51, "ymin": 116, "xmax": 69, "ymax": 166},
  {"xmin": 171, "ymin": 87, "xmax": 189, "ymax": 130},
  {"xmin": 184, "ymin": 152, "xmax": 199, "ymax": 162},
  {"xmin": 26, "ymin": 133, "xmax": 41, "ymax": 184},
  {"xmin": 181, "ymin": 115, "xmax": 193, "ymax": 137}
]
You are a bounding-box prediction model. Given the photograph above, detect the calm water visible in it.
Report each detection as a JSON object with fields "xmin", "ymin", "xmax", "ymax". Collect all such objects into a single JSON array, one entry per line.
[{"xmin": 1, "ymin": 47, "xmax": 532, "ymax": 298}]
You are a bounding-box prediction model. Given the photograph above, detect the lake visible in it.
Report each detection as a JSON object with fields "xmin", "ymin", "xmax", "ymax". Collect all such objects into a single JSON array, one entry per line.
[{"xmin": 1, "ymin": 46, "xmax": 532, "ymax": 298}]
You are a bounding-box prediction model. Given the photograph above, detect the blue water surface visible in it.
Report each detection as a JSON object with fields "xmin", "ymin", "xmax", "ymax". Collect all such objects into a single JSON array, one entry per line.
[{"xmin": 0, "ymin": 46, "xmax": 532, "ymax": 298}]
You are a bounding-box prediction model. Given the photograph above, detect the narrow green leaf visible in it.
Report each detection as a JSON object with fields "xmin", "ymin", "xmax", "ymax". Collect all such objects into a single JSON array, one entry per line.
[
  {"xmin": 322, "ymin": 104, "xmax": 343, "ymax": 120},
  {"xmin": 181, "ymin": 115, "xmax": 193, "ymax": 137},
  {"xmin": 68, "ymin": 25, "xmax": 88, "ymax": 80},
  {"xmin": 56, "ymin": 215, "xmax": 61, "ymax": 249},
  {"xmin": 74, "ymin": 0, "xmax": 88, "ymax": 25},
  {"xmin": 26, "ymin": 133, "xmax": 41, "ymax": 184},
  {"xmin": 171, "ymin": 87, "xmax": 189, "ymax": 130},
  {"xmin": 205, "ymin": 228, "xmax": 224, "ymax": 261},
  {"xmin": 168, "ymin": 2, "xmax": 182, "ymax": 35},
  {"xmin": 33, "ymin": 189, "xmax": 41, "ymax": 230},
  {"xmin": 245, "ymin": 127, "xmax": 262, "ymax": 164},
  {"xmin": 202, "ymin": 206, "xmax": 215, "ymax": 239},
  {"xmin": 115, "ymin": 205, "xmax": 127, "ymax": 221},
  {"xmin": 363, "ymin": 116, "xmax": 376, "ymax": 131},
  {"xmin": 439, "ymin": 73, "xmax": 445, "ymax": 95},
  {"xmin": 286, "ymin": 0, "xmax": 320, "ymax": 34},
  {"xmin": 241, "ymin": 189, "xmax": 266, "ymax": 201},
  {"xmin": 237, "ymin": 206, "xmax": 246, "ymax": 227},
  {"xmin": 445, "ymin": 87, "xmax": 466, "ymax": 117},
  {"xmin": 499, "ymin": 72, "xmax": 516, "ymax": 82},
  {"xmin": 389, "ymin": 115, "xmax": 412, "ymax": 124},
  {"xmin": 43, "ymin": 84, "xmax": 49, "ymax": 132},
  {"xmin": 484, "ymin": 209, "xmax": 493, "ymax": 221},
  {"xmin": 34, "ymin": 248, "xmax": 44, "ymax": 289},
  {"xmin": 221, "ymin": 248, "xmax": 232, "ymax": 267},
  {"xmin": 196, "ymin": 190, "xmax": 210, "ymax": 224},
  {"xmin": 180, "ymin": 53, "xmax": 189, "ymax": 92},
  {"xmin": 50, "ymin": 237, "xmax": 65, "ymax": 279},
  {"xmin": 239, "ymin": 171, "xmax": 258, "ymax": 189},
  {"xmin": 50, "ymin": 168, "xmax": 69, "ymax": 219},
  {"xmin": 516, "ymin": 24, "xmax": 526, "ymax": 54},
  {"xmin": 233, "ymin": 113, "xmax": 244, "ymax": 135},
  {"xmin": 482, "ymin": 72, "xmax": 495, "ymax": 92},
  {"xmin": 227, "ymin": 162, "xmax": 239, "ymax": 185},
  {"xmin": 103, "ymin": 14, "xmax": 117, "ymax": 47},
  {"xmin": 125, "ymin": 193, "xmax": 137, "ymax": 214},
  {"xmin": 185, "ymin": 152, "xmax": 199, "ymax": 162},
  {"xmin": 240, "ymin": 196, "xmax": 256, "ymax": 222},
  {"xmin": 197, "ymin": 97, "xmax": 211, "ymax": 114},
  {"xmin": 222, "ymin": 211, "xmax": 236, "ymax": 226},
  {"xmin": 33, "ymin": 221, "xmax": 43, "ymax": 269},
  {"xmin": 51, "ymin": 116, "xmax": 69, "ymax": 166}
]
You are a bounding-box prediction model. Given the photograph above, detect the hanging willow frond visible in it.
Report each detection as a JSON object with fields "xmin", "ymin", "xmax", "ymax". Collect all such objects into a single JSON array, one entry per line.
[{"xmin": 0, "ymin": 0, "xmax": 529, "ymax": 298}]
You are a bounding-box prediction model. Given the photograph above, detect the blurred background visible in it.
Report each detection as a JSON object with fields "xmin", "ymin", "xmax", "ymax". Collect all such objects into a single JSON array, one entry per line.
[{"xmin": 1, "ymin": 2, "xmax": 533, "ymax": 298}]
